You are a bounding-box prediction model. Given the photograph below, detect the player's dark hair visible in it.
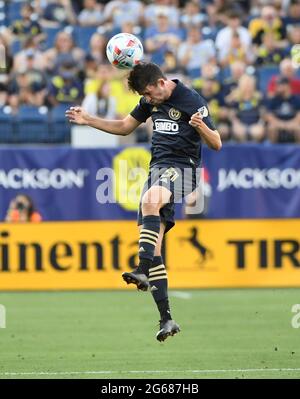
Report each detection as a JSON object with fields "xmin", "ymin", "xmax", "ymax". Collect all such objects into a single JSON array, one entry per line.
[{"xmin": 127, "ymin": 62, "xmax": 166, "ymax": 93}]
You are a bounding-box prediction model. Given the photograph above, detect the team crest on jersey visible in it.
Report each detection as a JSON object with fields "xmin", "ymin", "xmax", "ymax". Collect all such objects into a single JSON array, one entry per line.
[{"xmin": 168, "ymin": 108, "xmax": 181, "ymax": 120}]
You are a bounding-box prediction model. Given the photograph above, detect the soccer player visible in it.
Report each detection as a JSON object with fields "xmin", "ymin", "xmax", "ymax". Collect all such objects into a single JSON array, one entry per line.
[{"xmin": 65, "ymin": 63, "xmax": 222, "ymax": 342}]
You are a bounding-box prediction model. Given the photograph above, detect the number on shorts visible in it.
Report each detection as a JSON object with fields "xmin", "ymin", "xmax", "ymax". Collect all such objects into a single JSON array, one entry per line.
[{"xmin": 160, "ymin": 167, "xmax": 179, "ymax": 182}]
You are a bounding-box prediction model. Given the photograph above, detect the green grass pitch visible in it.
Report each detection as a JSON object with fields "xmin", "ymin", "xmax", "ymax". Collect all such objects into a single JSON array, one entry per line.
[{"xmin": 0, "ymin": 288, "xmax": 300, "ymax": 379}]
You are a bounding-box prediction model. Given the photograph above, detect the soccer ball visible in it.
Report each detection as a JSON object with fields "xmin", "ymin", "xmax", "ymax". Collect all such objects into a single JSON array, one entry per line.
[{"xmin": 106, "ymin": 33, "xmax": 144, "ymax": 69}]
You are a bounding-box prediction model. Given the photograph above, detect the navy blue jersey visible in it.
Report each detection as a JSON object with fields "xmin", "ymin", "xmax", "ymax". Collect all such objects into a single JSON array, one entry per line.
[
  {"xmin": 266, "ymin": 95, "xmax": 300, "ymax": 121},
  {"xmin": 130, "ymin": 80, "xmax": 216, "ymax": 167}
]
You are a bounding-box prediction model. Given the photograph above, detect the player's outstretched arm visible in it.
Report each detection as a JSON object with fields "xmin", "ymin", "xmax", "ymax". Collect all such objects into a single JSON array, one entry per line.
[
  {"xmin": 189, "ymin": 112, "xmax": 222, "ymax": 151},
  {"xmin": 65, "ymin": 107, "xmax": 141, "ymax": 136}
]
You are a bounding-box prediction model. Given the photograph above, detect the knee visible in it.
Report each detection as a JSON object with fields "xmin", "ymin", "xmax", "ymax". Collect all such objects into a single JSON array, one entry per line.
[
  {"xmin": 142, "ymin": 190, "xmax": 160, "ymax": 214},
  {"xmin": 141, "ymin": 187, "xmax": 171, "ymax": 215},
  {"xmin": 141, "ymin": 196, "xmax": 160, "ymax": 215}
]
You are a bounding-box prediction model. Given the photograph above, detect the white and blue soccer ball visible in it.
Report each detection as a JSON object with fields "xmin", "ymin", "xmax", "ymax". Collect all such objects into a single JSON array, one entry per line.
[{"xmin": 106, "ymin": 33, "xmax": 144, "ymax": 69}]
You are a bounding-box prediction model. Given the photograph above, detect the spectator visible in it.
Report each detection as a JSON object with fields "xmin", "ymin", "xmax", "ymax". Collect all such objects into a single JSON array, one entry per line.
[
  {"xmin": 38, "ymin": 0, "xmax": 77, "ymax": 28},
  {"xmin": 225, "ymin": 0, "xmax": 251, "ymax": 15},
  {"xmin": 8, "ymin": 72, "xmax": 31, "ymax": 112},
  {"xmin": 180, "ymin": 1, "xmax": 207, "ymax": 31},
  {"xmin": 177, "ymin": 26, "xmax": 216, "ymax": 78},
  {"xmin": 103, "ymin": 0, "xmax": 144, "ymax": 29},
  {"xmin": 193, "ymin": 77, "xmax": 230, "ymax": 141},
  {"xmin": 79, "ymin": 54, "xmax": 98, "ymax": 83},
  {"xmin": 10, "ymin": 3, "xmax": 44, "ymax": 44},
  {"xmin": 8, "ymin": 71, "xmax": 47, "ymax": 111},
  {"xmin": 78, "ymin": 0, "xmax": 104, "ymax": 27},
  {"xmin": 283, "ymin": 0, "xmax": 300, "ymax": 26},
  {"xmin": 47, "ymin": 62, "xmax": 84, "ymax": 106},
  {"xmin": 110, "ymin": 20, "xmax": 143, "ymax": 38},
  {"xmin": 82, "ymin": 80, "xmax": 116, "ymax": 118},
  {"xmin": 265, "ymin": 76, "xmax": 300, "ymax": 143},
  {"xmin": 13, "ymin": 49, "xmax": 47, "ymax": 92},
  {"xmin": 13, "ymin": 38, "xmax": 46, "ymax": 73},
  {"xmin": 145, "ymin": 11, "xmax": 183, "ymax": 65},
  {"xmin": 87, "ymin": 32, "xmax": 107, "ymax": 65},
  {"xmin": 199, "ymin": 61, "xmax": 221, "ymax": 82},
  {"xmin": 144, "ymin": 0, "xmax": 180, "ymax": 28},
  {"xmin": 287, "ymin": 25, "xmax": 300, "ymax": 56},
  {"xmin": 161, "ymin": 50, "xmax": 179, "ymax": 75},
  {"xmin": 5, "ymin": 195, "xmax": 42, "ymax": 223},
  {"xmin": 109, "ymin": 74, "xmax": 150, "ymax": 143},
  {"xmin": 84, "ymin": 63, "xmax": 115, "ymax": 95},
  {"xmin": 219, "ymin": 30, "xmax": 255, "ymax": 67},
  {"xmin": 202, "ymin": 2, "xmax": 225, "ymax": 41},
  {"xmin": 267, "ymin": 58, "xmax": 300, "ymax": 96},
  {"xmin": 110, "ymin": 76, "xmax": 140, "ymax": 118},
  {"xmin": 254, "ymin": 32, "xmax": 285, "ymax": 66},
  {"xmin": 249, "ymin": 5, "xmax": 287, "ymax": 48},
  {"xmin": 215, "ymin": 10, "xmax": 252, "ymax": 65},
  {"xmin": 43, "ymin": 31, "xmax": 85, "ymax": 74},
  {"xmin": 221, "ymin": 60, "xmax": 247, "ymax": 97},
  {"xmin": 226, "ymin": 74, "xmax": 265, "ymax": 142}
]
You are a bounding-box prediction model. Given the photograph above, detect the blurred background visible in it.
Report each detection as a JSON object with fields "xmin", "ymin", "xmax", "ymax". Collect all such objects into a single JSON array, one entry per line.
[{"xmin": 0, "ymin": 0, "xmax": 299, "ymax": 290}]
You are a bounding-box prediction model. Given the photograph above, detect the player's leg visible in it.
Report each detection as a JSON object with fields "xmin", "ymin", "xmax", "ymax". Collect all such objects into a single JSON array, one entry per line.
[
  {"xmin": 122, "ymin": 185, "xmax": 171, "ymax": 291},
  {"xmin": 150, "ymin": 223, "xmax": 169, "ymax": 320},
  {"xmin": 150, "ymin": 223, "xmax": 180, "ymax": 342}
]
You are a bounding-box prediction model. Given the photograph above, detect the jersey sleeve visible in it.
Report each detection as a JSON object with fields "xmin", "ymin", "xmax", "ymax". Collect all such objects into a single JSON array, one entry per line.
[
  {"xmin": 189, "ymin": 92, "xmax": 216, "ymax": 131},
  {"xmin": 130, "ymin": 97, "xmax": 151, "ymax": 123}
]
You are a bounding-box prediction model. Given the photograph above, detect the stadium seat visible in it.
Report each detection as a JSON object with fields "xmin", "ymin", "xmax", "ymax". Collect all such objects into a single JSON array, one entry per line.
[
  {"xmin": 73, "ymin": 26, "xmax": 97, "ymax": 51},
  {"xmin": 10, "ymin": 39, "xmax": 22, "ymax": 55},
  {"xmin": 50, "ymin": 104, "xmax": 72, "ymax": 143},
  {"xmin": 0, "ymin": 107, "xmax": 15, "ymax": 143},
  {"xmin": 16, "ymin": 105, "xmax": 50, "ymax": 143},
  {"xmin": 0, "ymin": 1, "xmax": 7, "ymax": 26},
  {"xmin": 187, "ymin": 68, "xmax": 201, "ymax": 80},
  {"xmin": 257, "ymin": 66, "xmax": 280, "ymax": 93},
  {"xmin": 7, "ymin": 0, "xmax": 24, "ymax": 23},
  {"xmin": 42, "ymin": 27, "xmax": 61, "ymax": 50}
]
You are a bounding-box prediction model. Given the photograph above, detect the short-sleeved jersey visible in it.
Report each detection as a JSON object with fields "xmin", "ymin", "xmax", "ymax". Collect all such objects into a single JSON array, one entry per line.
[{"xmin": 130, "ymin": 79, "xmax": 216, "ymax": 168}]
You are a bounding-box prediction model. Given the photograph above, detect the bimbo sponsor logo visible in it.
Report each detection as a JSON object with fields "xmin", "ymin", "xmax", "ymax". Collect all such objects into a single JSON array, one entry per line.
[
  {"xmin": 154, "ymin": 119, "xmax": 179, "ymax": 134},
  {"xmin": 217, "ymin": 168, "xmax": 300, "ymax": 191}
]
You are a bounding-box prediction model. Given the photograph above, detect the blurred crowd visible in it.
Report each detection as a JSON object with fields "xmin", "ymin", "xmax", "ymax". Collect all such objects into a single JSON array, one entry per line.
[{"xmin": 0, "ymin": 0, "xmax": 300, "ymax": 144}]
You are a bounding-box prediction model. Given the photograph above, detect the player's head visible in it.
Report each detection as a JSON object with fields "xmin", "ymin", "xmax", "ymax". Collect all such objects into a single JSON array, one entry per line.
[{"xmin": 128, "ymin": 62, "xmax": 168, "ymax": 105}]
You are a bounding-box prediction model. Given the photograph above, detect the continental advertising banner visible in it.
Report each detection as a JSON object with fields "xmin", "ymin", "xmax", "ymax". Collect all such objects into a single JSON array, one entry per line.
[
  {"xmin": 0, "ymin": 219, "xmax": 299, "ymax": 290},
  {"xmin": 0, "ymin": 144, "xmax": 299, "ymax": 221}
]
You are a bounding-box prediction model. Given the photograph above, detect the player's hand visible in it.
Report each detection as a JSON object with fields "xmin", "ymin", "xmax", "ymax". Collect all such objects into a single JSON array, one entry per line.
[
  {"xmin": 65, "ymin": 106, "xmax": 90, "ymax": 125},
  {"xmin": 189, "ymin": 112, "xmax": 204, "ymax": 129}
]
